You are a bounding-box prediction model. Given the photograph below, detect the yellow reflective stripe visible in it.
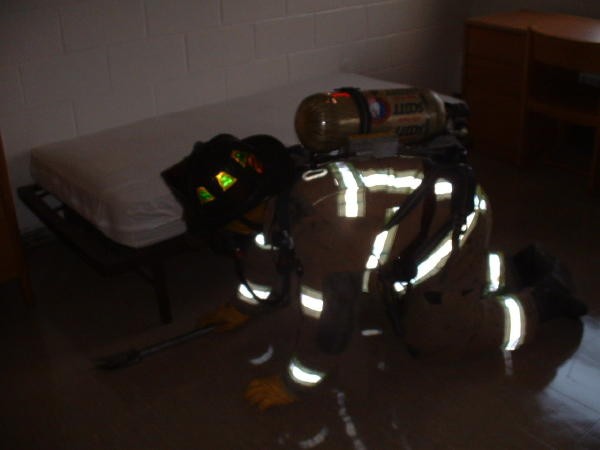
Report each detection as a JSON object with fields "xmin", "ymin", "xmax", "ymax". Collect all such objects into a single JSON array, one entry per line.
[
  {"xmin": 288, "ymin": 357, "xmax": 325, "ymax": 386},
  {"xmin": 236, "ymin": 282, "xmax": 271, "ymax": 305},
  {"xmin": 361, "ymin": 329, "xmax": 383, "ymax": 336},
  {"xmin": 415, "ymin": 237, "xmax": 454, "ymax": 283},
  {"xmin": 392, "ymin": 205, "xmax": 481, "ymax": 292},
  {"xmin": 359, "ymin": 169, "xmax": 422, "ymax": 192},
  {"xmin": 434, "ymin": 180, "xmax": 453, "ymax": 197},
  {"xmin": 300, "ymin": 285, "xmax": 324, "ymax": 319},
  {"xmin": 253, "ymin": 233, "xmax": 278, "ymax": 251},
  {"xmin": 365, "ymin": 223, "xmax": 399, "ymax": 270},
  {"xmin": 501, "ymin": 295, "xmax": 526, "ymax": 351},
  {"xmin": 330, "ymin": 162, "xmax": 366, "ymax": 218},
  {"xmin": 487, "ymin": 252, "xmax": 505, "ymax": 293},
  {"xmin": 362, "ymin": 270, "xmax": 371, "ymax": 293},
  {"xmin": 341, "ymin": 187, "xmax": 363, "ymax": 218}
]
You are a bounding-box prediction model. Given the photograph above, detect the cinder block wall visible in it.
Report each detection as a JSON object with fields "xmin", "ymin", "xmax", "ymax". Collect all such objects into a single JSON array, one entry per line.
[{"xmin": 1, "ymin": 0, "xmax": 471, "ymax": 231}]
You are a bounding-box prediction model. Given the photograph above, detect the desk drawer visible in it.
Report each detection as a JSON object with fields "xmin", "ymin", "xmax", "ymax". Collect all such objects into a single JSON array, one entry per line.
[{"xmin": 466, "ymin": 26, "xmax": 527, "ymax": 66}]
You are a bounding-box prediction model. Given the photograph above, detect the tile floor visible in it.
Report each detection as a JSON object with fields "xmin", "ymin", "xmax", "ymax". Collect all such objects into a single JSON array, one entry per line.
[{"xmin": 0, "ymin": 152, "xmax": 599, "ymax": 449}]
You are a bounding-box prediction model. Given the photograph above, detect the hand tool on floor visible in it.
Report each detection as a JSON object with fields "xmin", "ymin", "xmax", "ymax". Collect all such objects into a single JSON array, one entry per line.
[{"xmin": 94, "ymin": 324, "xmax": 216, "ymax": 370}]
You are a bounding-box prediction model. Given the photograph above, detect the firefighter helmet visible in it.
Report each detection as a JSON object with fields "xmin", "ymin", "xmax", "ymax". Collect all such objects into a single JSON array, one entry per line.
[{"xmin": 162, "ymin": 134, "xmax": 291, "ymax": 231}]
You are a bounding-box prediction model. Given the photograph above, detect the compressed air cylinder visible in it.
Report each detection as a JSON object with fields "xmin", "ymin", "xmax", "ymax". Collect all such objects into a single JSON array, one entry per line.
[{"xmin": 294, "ymin": 88, "xmax": 448, "ymax": 153}]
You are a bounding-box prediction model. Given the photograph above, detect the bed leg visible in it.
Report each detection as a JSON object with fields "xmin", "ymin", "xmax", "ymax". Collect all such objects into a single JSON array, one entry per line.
[{"xmin": 151, "ymin": 262, "xmax": 173, "ymax": 324}]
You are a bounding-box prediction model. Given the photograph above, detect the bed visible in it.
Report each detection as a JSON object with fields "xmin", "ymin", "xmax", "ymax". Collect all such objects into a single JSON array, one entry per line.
[{"xmin": 18, "ymin": 73, "xmax": 429, "ymax": 324}]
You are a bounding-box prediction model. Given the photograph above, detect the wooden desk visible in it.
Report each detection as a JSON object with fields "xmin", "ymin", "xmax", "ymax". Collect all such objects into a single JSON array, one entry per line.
[
  {"xmin": 0, "ymin": 135, "xmax": 33, "ymax": 304},
  {"xmin": 463, "ymin": 10, "xmax": 600, "ymax": 164}
]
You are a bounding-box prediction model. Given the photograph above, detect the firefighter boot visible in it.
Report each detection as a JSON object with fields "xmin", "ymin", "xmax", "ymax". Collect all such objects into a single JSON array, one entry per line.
[
  {"xmin": 532, "ymin": 273, "xmax": 588, "ymax": 322},
  {"xmin": 511, "ymin": 244, "xmax": 574, "ymax": 291}
]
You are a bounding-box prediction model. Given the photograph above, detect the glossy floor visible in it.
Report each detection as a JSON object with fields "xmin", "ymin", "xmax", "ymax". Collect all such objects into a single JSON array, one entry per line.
[{"xmin": 0, "ymin": 153, "xmax": 598, "ymax": 449}]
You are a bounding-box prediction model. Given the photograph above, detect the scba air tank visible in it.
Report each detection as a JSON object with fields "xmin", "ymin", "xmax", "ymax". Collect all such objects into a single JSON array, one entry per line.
[{"xmin": 294, "ymin": 87, "xmax": 448, "ymax": 153}]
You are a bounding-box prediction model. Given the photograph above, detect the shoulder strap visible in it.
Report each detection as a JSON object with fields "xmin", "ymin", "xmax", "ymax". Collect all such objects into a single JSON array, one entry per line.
[{"xmin": 335, "ymin": 87, "xmax": 371, "ymax": 134}]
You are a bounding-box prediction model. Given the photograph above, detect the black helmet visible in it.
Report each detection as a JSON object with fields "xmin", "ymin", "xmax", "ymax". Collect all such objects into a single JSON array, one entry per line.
[{"xmin": 162, "ymin": 134, "xmax": 291, "ymax": 232}]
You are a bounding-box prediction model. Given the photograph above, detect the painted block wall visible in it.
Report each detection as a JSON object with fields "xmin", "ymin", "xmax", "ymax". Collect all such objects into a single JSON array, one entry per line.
[{"xmin": 1, "ymin": 0, "xmax": 471, "ymax": 231}]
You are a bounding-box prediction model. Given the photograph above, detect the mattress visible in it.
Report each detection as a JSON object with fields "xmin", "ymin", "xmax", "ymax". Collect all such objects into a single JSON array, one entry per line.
[{"xmin": 30, "ymin": 73, "xmax": 447, "ymax": 248}]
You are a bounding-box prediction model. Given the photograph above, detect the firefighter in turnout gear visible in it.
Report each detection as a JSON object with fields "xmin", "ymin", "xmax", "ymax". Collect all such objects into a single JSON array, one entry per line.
[{"xmin": 162, "ymin": 130, "xmax": 587, "ymax": 412}]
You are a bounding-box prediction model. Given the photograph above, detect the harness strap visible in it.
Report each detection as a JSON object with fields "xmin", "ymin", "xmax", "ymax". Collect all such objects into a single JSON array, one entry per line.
[
  {"xmin": 335, "ymin": 87, "xmax": 371, "ymax": 134},
  {"xmin": 233, "ymin": 187, "xmax": 303, "ymax": 306}
]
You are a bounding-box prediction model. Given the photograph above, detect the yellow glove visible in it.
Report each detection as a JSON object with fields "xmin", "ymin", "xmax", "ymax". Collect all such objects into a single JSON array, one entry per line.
[
  {"xmin": 197, "ymin": 303, "xmax": 249, "ymax": 332},
  {"xmin": 245, "ymin": 374, "xmax": 297, "ymax": 411}
]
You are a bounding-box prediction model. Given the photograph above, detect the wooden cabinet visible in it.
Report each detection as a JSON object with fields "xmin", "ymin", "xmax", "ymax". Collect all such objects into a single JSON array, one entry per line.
[
  {"xmin": 0, "ymin": 134, "xmax": 32, "ymax": 303},
  {"xmin": 463, "ymin": 12, "xmax": 530, "ymax": 164},
  {"xmin": 463, "ymin": 10, "xmax": 600, "ymax": 166}
]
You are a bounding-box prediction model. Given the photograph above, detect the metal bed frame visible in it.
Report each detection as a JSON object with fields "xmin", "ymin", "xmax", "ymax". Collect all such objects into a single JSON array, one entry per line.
[{"xmin": 18, "ymin": 184, "xmax": 191, "ymax": 324}]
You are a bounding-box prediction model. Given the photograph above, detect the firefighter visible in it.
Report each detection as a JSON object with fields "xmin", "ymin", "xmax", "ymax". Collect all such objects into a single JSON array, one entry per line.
[{"xmin": 162, "ymin": 133, "xmax": 587, "ymax": 411}]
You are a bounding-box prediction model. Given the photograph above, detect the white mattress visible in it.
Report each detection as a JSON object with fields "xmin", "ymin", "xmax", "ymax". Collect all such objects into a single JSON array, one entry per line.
[{"xmin": 30, "ymin": 73, "xmax": 429, "ymax": 248}]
